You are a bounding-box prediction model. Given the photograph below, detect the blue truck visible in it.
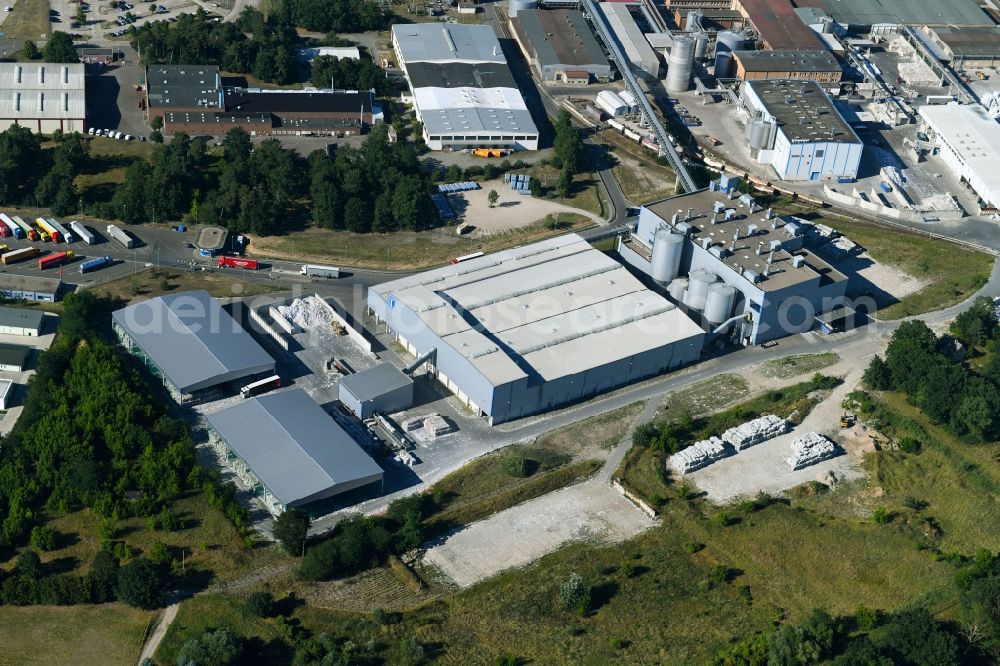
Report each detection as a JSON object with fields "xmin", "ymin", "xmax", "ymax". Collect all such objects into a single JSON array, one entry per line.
[{"xmin": 79, "ymin": 256, "xmax": 112, "ymax": 274}]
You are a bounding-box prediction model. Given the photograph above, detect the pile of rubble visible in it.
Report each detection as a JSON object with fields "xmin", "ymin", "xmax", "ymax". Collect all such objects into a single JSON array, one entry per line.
[
  {"xmin": 277, "ymin": 296, "xmax": 333, "ymax": 331},
  {"xmin": 787, "ymin": 432, "xmax": 840, "ymax": 470},
  {"xmin": 722, "ymin": 414, "xmax": 789, "ymax": 451},
  {"xmin": 669, "ymin": 437, "xmax": 731, "ymax": 474},
  {"xmin": 402, "ymin": 413, "xmax": 455, "ymax": 442}
]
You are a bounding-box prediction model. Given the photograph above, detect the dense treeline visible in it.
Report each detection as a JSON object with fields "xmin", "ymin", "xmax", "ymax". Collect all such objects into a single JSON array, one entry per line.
[
  {"xmin": 864, "ymin": 300, "xmax": 1000, "ymax": 442},
  {"xmin": 310, "ymin": 54, "xmax": 388, "ymax": 95},
  {"xmin": 0, "ymin": 124, "xmax": 86, "ymax": 216},
  {"xmin": 552, "ymin": 110, "xmax": 585, "ymax": 197},
  {"xmin": 130, "ymin": 4, "xmax": 387, "ymax": 87}
]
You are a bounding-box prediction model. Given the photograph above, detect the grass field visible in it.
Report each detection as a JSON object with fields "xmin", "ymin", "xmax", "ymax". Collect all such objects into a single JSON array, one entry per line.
[
  {"xmin": 1, "ymin": 0, "xmax": 50, "ymax": 43},
  {"xmin": 600, "ymin": 129, "xmax": 677, "ymax": 205},
  {"xmin": 95, "ymin": 268, "xmax": 279, "ymax": 305},
  {"xmin": 248, "ymin": 217, "xmax": 593, "ymax": 270},
  {"xmin": 527, "ymin": 163, "xmax": 605, "ymax": 217},
  {"xmin": 0, "ymin": 604, "xmax": 152, "ymax": 666},
  {"xmin": 786, "ymin": 212, "xmax": 993, "ymax": 319},
  {"xmin": 76, "ymin": 138, "xmax": 157, "ymax": 202},
  {"xmin": 754, "ymin": 352, "xmax": 840, "ymax": 379},
  {"xmin": 661, "ymin": 373, "xmax": 751, "ymax": 416}
]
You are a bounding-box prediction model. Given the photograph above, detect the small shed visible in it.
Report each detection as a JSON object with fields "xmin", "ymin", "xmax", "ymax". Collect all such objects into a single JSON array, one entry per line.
[
  {"xmin": 0, "ymin": 307, "xmax": 43, "ymax": 336},
  {"xmin": 0, "ymin": 344, "xmax": 31, "ymax": 372},
  {"xmin": 339, "ymin": 363, "xmax": 414, "ymax": 419}
]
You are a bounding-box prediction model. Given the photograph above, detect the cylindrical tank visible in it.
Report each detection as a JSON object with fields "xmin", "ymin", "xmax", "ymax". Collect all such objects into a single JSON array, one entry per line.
[
  {"xmin": 715, "ymin": 30, "xmax": 750, "ymax": 55},
  {"xmin": 666, "ymin": 36, "xmax": 694, "ymax": 93},
  {"xmin": 693, "ymin": 32, "xmax": 709, "ymax": 60},
  {"xmin": 714, "ymin": 51, "xmax": 734, "ymax": 78},
  {"xmin": 650, "ymin": 229, "xmax": 684, "ymax": 285},
  {"xmin": 668, "ymin": 278, "xmax": 688, "ymax": 302},
  {"xmin": 685, "ymin": 10, "xmax": 703, "ymax": 31},
  {"xmin": 684, "ymin": 269, "xmax": 717, "ymax": 310},
  {"xmin": 508, "ymin": 0, "xmax": 537, "ymax": 18},
  {"xmin": 704, "ymin": 283, "xmax": 737, "ymax": 325},
  {"xmin": 746, "ymin": 119, "xmax": 772, "ymax": 150}
]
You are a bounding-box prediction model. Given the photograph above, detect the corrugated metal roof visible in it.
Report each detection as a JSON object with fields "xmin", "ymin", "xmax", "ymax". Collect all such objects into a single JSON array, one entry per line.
[
  {"xmin": 805, "ymin": 0, "xmax": 992, "ymax": 26},
  {"xmin": 919, "ymin": 103, "xmax": 1000, "ymax": 208},
  {"xmin": 339, "ymin": 363, "xmax": 413, "ymax": 403},
  {"xmin": 512, "ymin": 9, "xmax": 610, "ymax": 70},
  {"xmin": 0, "ymin": 343, "xmax": 30, "ymax": 367},
  {"xmin": 392, "ymin": 24, "xmax": 506, "ymax": 64},
  {"xmin": 207, "ymin": 389, "xmax": 383, "ymax": 507},
  {"xmin": 112, "ymin": 290, "xmax": 275, "ymax": 393},
  {"xmin": 0, "ymin": 306, "xmax": 43, "ymax": 331}
]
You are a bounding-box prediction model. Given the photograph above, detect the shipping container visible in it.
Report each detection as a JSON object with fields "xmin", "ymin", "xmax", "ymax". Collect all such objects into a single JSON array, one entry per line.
[
  {"xmin": 38, "ymin": 250, "xmax": 74, "ymax": 270},
  {"xmin": 47, "ymin": 218, "xmax": 74, "ymax": 243},
  {"xmin": 0, "ymin": 214, "xmax": 19, "ymax": 239},
  {"xmin": 69, "ymin": 221, "xmax": 95, "ymax": 245},
  {"xmin": 35, "ymin": 218, "xmax": 57, "ymax": 242},
  {"xmin": 106, "ymin": 224, "xmax": 135, "ymax": 248},
  {"xmin": 217, "ymin": 256, "xmax": 259, "ymax": 269},
  {"xmin": 79, "ymin": 255, "xmax": 112, "ymax": 273},
  {"xmin": 299, "ymin": 264, "xmax": 339, "ymax": 278},
  {"xmin": 1, "ymin": 247, "xmax": 40, "ymax": 265},
  {"xmin": 12, "ymin": 217, "xmax": 38, "ymax": 242},
  {"xmin": 240, "ymin": 374, "xmax": 281, "ymax": 399}
]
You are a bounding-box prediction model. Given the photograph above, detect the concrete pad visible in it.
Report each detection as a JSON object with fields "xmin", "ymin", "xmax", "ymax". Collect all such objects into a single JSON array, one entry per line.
[{"xmin": 422, "ymin": 479, "xmax": 655, "ymax": 588}]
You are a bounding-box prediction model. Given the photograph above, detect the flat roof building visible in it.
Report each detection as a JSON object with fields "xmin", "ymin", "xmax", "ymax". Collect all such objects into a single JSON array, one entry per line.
[
  {"xmin": 339, "ymin": 362, "xmax": 414, "ymax": 419},
  {"xmin": 0, "ymin": 63, "xmax": 86, "ymax": 134},
  {"xmin": 919, "ymin": 26, "xmax": 1000, "ymax": 68},
  {"xmin": 368, "ymin": 234, "xmax": 705, "ymax": 425},
  {"xmin": 296, "ymin": 46, "xmax": 361, "ymax": 62},
  {"xmin": 733, "ymin": 0, "xmax": 823, "ymax": 51},
  {"xmin": 0, "ymin": 307, "xmax": 44, "ymax": 337},
  {"xmin": 207, "ymin": 388, "xmax": 383, "ymax": 515},
  {"xmin": 511, "ymin": 9, "xmax": 613, "ymax": 83},
  {"xmin": 596, "ymin": 4, "xmax": 660, "ymax": 81},
  {"xmin": 145, "ymin": 65, "xmax": 222, "ymax": 114},
  {"xmin": 733, "ymin": 50, "xmax": 842, "ymax": 83},
  {"xmin": 0, "ymin": 274, "xmax": 62, "ymax": 302},
  {"xmin": 0, "ymin": 344, "xmax": 30, "ymax": 372},
  {"xmin": 796, "ymin": 0, "xmax": 993, "ymax": 30},
  {"xmin": 741, "ymin": 79, "xmax": 861, "ymax": 181},
  {"xmin": 0, "ymin": 378, "xmax": 13, "ymax": 410},
  {"xmin": 392, "ymin": 23, "xmax": 538, "ymax": 151},
  {"xmin": 112, "ymin": 290, "xmax": 275, "ymax": 399},
  {"xmin": 919, "ymin": 103, "xmax": 1000, "ymax": 211},
  {"xmin": 617, "ymin": 186, "xmax": 848, "ymax": 345}
]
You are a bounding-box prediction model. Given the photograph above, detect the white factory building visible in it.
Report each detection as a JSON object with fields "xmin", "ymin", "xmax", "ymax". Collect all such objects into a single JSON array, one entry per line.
[
  {"xmin": 596, "ymin": 3, "xmax": 660, "ymax": 81},
  {"xmin": 0, "ymin": 63, "xmax": 86, "ymax": 134},
  {"xmin": 392, "ymin": 23, "xmax": 538, "ymax": 151},
  {"xmin": 918, "ymin": 103, "xmax": 1000, "ymax": 212},
  {"xmin": 742, "ymin": 79, "xmax": 862, "ymax": 182}
]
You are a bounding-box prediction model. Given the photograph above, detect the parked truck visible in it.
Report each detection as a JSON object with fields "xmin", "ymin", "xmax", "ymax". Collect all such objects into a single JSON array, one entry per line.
[
  {"xmin": 12, "ymin": 217, "xmax": 38, "ymax": 242},
  {"xmin": 79, "ymin": 256, "xmax": 112, "ymax": 273},
  {"xmin": 106, "ymin": 224, "xmax": 135, "ymax": 249},
  {"xmin": 0, "ymin": 214, "xmax": 22, "ymax": 239},
  {"xmin": 35, "ymin": 218, "xmax": 62, "ymax": 243},
  {"xmin": 47, "ymin": 218, "xmax": 74, "ymax": 243},
  {"xmin": 299, "ymin": 264, "xmax": 339, "ymax": 278},
  {"xmin": 38, "ymin": 250, "xmax": 74, "ymax": 270},
  {"xmin": 218, "ymin": 256, "xmax": 259, "ymax": 270},
  {"xmin": 69, "ymin": 221, "xmax": 95, "ymax": 245},
  {"xmin": 1, "ymin": 247, "xmax": 40, "ymax": 265}
]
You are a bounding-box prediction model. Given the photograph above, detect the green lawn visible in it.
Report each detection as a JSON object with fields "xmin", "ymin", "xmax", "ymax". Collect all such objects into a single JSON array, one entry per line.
[
  {"xmin": 1, "ymin": 0, "xmax": 50, "ymax": 42},
  {"xmin": 0, "ymin": 604, "xmax": 153, "ymax": 666}
]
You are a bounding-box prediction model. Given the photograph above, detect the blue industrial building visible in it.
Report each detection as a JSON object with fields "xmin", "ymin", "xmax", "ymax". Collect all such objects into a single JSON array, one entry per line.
[
  {"xmin": 368, "ymin": 234, "xmax": 705, "ymax": 425},
  {"xmin": 617, "ymin": 184, "xmax": 849, "ymax": 345},
  {"xmin": 0, "ymin": 275, "xmax": 63, "ymax": 302}
]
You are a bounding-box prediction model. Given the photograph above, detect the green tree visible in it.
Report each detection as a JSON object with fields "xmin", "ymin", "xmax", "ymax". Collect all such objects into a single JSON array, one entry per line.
[
  {"xmin": 244, "ymin": 590, "xmax": 275, "ymax": 618},
  {"xmin": 116, "ymin": 558, "xmax": 163, "ymax": 609},
  {"xmin": 559, "ymin": 572, "xmax": 590, "ymax": 614},
  {"xmin": 863, "ymin": 355, "xmax": 891, "ymax": 390},
  {"xmin": 21, "ymin": 40, "xmax": 40, "ymax": 60},
  {"xmin": 30, "ymin": 526, "xmax": 57, "ymax": 551},
  {"xmin": 950, "ymin": 296, "xmax": 996, "ymax": 347},
  {"xmin": 273, "ymin": 508, "xmax": 310, "ymax": 556},
  {"xmin": 176, "ymin": 628, "xmax": 243, "ymax": 666},
  {"xmin": 488, "ymin": 189, "xmax": 499, "ymax": 208},
  {"xmin": 151, "ymin": 115, "xmax": 164, "ymax": 131},
  {"xmin": 15, "ymin": 550, "xmax": 41, "ymax": 578},
  {"xmin": 89, "ymin": 549, "xmax": 120, "ymax": 603},
  {"xmin": 43, "ymin": 32, "xmax": 79, "ymax": 63}
]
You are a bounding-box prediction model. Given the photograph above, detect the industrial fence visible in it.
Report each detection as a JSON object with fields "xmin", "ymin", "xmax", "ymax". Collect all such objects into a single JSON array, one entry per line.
[
  {"xmin": 268, "ymin": 306, "xmax": 297, "ymax": 335},
  {"xmin": 249, "ymin": 307, "xmax": 289, "ymax": 352},
  {"xmin": 314, "ymin": 294, "xmax": 373, "ymax": 353}
]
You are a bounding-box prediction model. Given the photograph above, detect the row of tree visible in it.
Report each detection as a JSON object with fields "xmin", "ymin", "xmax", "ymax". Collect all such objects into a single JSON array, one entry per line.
[
  {"xmin": 20, "ymin": 31, "xmax": 79, "ymax": 64},
  {"xmin": 864, "ymin": 301, "xmax": 1000, "ymax": 442},
  {"xmin": 551, "ymin": 110, "xmax": 585, "ymax": 197}
]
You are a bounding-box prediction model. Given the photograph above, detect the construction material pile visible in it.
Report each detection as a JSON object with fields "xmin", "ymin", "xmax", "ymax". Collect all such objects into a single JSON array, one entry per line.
[
  {"xmin": 722, "ymin": 414, "xmax": 788, "ymax": 451},
  {"xmin": 277, "ymin": 296, "xmax": 333, "ymax": 331},
  {"xmin": 669, "ymin": 437, "xmax": 731, "ymax": 474},
  {"xmin": 787, "ymin": 432, "xmax": 840, "ymax": 470},
  {"xmin": 423, "ymin": 414, "xmax": 453, "ymax": 439}
]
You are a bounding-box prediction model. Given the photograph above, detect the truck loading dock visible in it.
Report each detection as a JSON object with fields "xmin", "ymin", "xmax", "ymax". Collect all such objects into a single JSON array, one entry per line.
[{"xmin": 339, "ymin": 362, "xmax": 415, "ymax": 419}]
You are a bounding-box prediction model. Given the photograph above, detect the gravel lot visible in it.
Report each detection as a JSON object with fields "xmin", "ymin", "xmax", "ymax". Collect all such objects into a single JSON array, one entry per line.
[{"xmin": 453, "ymin": 179, "xmax": 602, "ymax": 236}]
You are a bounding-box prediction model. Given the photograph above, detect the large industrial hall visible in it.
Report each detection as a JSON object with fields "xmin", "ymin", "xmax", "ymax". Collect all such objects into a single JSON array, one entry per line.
[
  {"xmin": 112, "ymin": 290, "xmax": 276, "ymax": 401},
  {"xmin": 368, "ymin": 234, "xmax": 706, "ymax": 425}
]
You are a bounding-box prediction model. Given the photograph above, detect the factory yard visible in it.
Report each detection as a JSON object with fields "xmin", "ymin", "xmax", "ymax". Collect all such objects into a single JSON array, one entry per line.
[{"xmin": 453, "ymin": 179, "xmax": 604, "ymax": 236}]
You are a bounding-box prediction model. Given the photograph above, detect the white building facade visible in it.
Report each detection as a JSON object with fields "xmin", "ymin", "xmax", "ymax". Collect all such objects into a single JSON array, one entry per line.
[
  {"xmin": 919, "ymin": 103, "xmax": 1000, "ymax": 211},
  {"xmin": 0, "ymin": 63, "xmax": 86, "ymax": 134}
]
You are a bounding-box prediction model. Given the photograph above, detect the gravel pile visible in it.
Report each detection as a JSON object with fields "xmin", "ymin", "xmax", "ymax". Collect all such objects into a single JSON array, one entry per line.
[
  {"xmin": 277, "ymin": 296, "xmax": 333, "ymax": 331},
  {"xmin": 669, "ymin": 437, "xmax": 732, "ymax": 474},
  {"xmin": 787, "ymin": 432, "xmax": 840, "ymax": 470},
  {"xmin": 722, "ymin": 414, "xmax": 788, "ymax": 451}
]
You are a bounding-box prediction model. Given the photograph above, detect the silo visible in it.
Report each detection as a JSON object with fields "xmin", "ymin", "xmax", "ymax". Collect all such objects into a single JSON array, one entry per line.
[
  {"xmin": 666, "ymin": 36, "xmax": 694, "ymax": 93},
  {"xmin": 508, "ymin": 0, "xmax": 537, "ymax": 18},
  {"xmin": 716, "ymin": 30, "xmax": 750, "ymax": 55},
  {"xmin": 693, "ymin": 32, "xmax": 709, "ymax": 61},
  {"xmin": 667, "ymin": 278, "xmax": 688, "ymax": 302},
  {"xmin": 745, "ymin": 119, "xmax": 774, "ymax": 150},
  {"xmin": 714, "ymin": 51, "xmax": 734, "ymax": 78},
  {"xmin": 650, "ymin": 229, "xmax": 684, "ymax": 285},
  {"xmin": 685, "ymin": 10, "xmax": 703, "ymax": 31},
  {"xmin": 704, "ymin": 283, "xmax": 737, "ymax": 325},
  {"xmin": 684, "ymin": 269, "xmax": 717, "ymax": 310}
]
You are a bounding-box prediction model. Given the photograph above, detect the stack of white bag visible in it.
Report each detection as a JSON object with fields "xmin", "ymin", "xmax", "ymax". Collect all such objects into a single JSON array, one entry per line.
[
  {"xmin": 787, "ymin": 432, "xmax": 839, "ymax": 470},
  {"xmin": 669, "ymin": 437, "xmax": 731, "ymax": 474},
  {"xmin": 722, "ymin": 414, "xmax": 788, "ymax": 451}
]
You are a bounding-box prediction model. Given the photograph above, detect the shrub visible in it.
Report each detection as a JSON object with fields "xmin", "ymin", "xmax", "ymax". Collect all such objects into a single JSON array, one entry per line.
[
  {"xmin": 559, "ymin": 572, "xmax": 591, "ymax": 615},
  {"xmin": 710, "ymin": 565, "xmax": 731, "ymax": 584},
  {"xmin": 501, "ymin": 454, "xmax": 533, "ymax": 478},
  {"xmin": 871, "ymin": 507, "xmax": 890, "ymax": 525},
  {"xmin": 30, "ymin": 526, "xmax": 57, "ymax": 551},
  {"xmin": 245, "ymin": 591, "xmax": 275, "ymax": 618},
  {"xmin": 855, "ymin": 605, "xmax": 878, "ymax": 631},
  {"xmin": 676, "ymin": 482, "xmax": 694, "ymax": 500},
  {"xmin": 712, "ymin": 511, "xmax": 732, "ymax": 527},
  {"xmin": 899, "ymin": 437, "xmax": 922, "ymax": 453},
  {"xmin": 685, "ymin": 541, "xmax": 705, "ymax": 554}
]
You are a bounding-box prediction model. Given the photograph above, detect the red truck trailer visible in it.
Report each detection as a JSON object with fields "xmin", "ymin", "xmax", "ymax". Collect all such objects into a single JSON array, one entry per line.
[
  {"xmin": 217, "ymin": 256, "xmax": 259, "ymax": 270},
  {"xmin": 38, "ymin": 250, "xmax": 74, "ymax": 270}
]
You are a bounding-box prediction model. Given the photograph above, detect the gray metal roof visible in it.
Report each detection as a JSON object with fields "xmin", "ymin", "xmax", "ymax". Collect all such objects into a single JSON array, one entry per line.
[
  {"xmin": 406, "ymin": 61, "xmax": 517, "ymax": 89},
  {"xmin": 811, "ymin": 0, "xmax": 992, "ymax": 26},
  {"xmin": 0, "ymin": 274, "xmax": 61, "ymax": 294},
  {"xmin": 340, "ymin": 363, "xmax": 413, "ymax": 403},
  {"xmin": 0, "ymin": 343, "xmax": 30, "ymax": 367},
  {"xmin": 513, "ymin": 9, "xmax": 610, "ymax": 69},
  {"xmin": 112, "ymin": 290, "xmax": 275, "ymax": 393},
  {"xmin": 0, "ymin": 306, "xmax": 43, "ymax": 331},
  {"xmin": 207, "ymin": 388, "xmax": 383, "ymax": 507},
  {"xmin": 733, "ymin": 49, "xmax": 842, "ymax": 74},
  {"xmin": 392, "ymin": 24, "xmax": 506, "ymax": 64},
  {"xmin": 145, "ymin": 65, "xmax": 222, "ymax": 110},
  {"xmin": 746, "ymin": 79, "xmax": 857, "ymax": 143}
]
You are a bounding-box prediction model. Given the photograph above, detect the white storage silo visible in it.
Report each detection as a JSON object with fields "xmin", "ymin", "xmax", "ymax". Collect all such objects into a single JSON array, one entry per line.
[
  {"xmin": 684, "ymin": 269, "xmax": 717, "ymax": 310},
  {"xmin": 668, "ymin": 277, "xmax": 688, "ymax": 302},
  {"xmin": 666, "ymin": 36, "xmax": 694, "ymax": 93},
  {"xmin": 745, "ymin": 119, "xmax": 775, "ymax": 150},
  {"xmin": 714, "ymin": 51, "xmax": 734, "ymax": 78},
  {"xmin": 508, "ymin": 0, "xmax": 537, "ymax": 18},
  {"xmin": 694, "ymin": 32, "xmax": 709, "ymax": 61},
  {"xmin": 704, "ymin": 283, "xmax": 737, "ymax": 325},
  {"xmin": 715, "ymin": 30, "xmax": 751, "ymax": 55},
  {"xmin": 596, "ymin": 90, "xmax": 629, "ymax": 117},
  {"xmin": 685, "ymin": 10, "xmax": 703, "ymax": 31},
  {"xmin": 650, "ymin": 229, "xmax": 684, "ymax": 285}
]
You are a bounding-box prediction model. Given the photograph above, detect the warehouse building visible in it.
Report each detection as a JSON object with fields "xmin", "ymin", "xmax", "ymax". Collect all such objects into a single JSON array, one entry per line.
[
  {"xmin": 339, "ymin": 362, "xmax": 414, "ymax": 420},
  {"xmin": 0, "ymin": 63, "xmax": 86, "ymax": 133},
  {"xmin": 733, "ymin": 0, "xmax": 823, "ymax": 51},
  {"xmin": 296, "ymin": 46, "xmax": 361, "ymax": 62},
  {"xmin": 368, "ymin": 234, "xmax": 705, "ymax": 425},
  {"xmin": 112, "ymin": 290, "xmax": 276, "ymax": 401},
  {"xmin": 796, "ymin": 0, "xmax": 993, "ymax": 31},
  {"xmin": 596, "ymin": 4, "xmax": 660, "ymax": 81},
  {"xmin": 207, "ymin": 388, "xmax": 384, "ymax": 515},
  {"xmin": 732, "ymin": 50, "xmax": 842, "ymax": 83},
  {"xmin": 0, "ymin": 307, "xmax": 44, "ymax": 337},
  {"xmin": 511, "ymin": 9, "xmax": 613, "ymax": 83},
  {"xmin": 392, "ymin": 23, "xmax": 538, "ymax": 151},
  {"xmin": 741, "ymin": 79, "xmax": 861, "ymax": 181},
  {"xmin": 918, "ymin": 26, "xmax": 1000, "ymax": 68},
  {"xmin": 0, "ymin": 274, "xmax": 62, "ymax": 302},
  {"xmin": 0, "ymin": 344, "xmax": 30, "ymax": 372},
  {"xmin": 617, "ymin": 187, "xmax": 849, "ymax": 345},
  {"xmin": 918, "ymin": 103, "xmax": 1000, "ymax": 212},
  {"xmin": 145, "ymin": 65, "xmax": 222, "ymax": 116}
]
